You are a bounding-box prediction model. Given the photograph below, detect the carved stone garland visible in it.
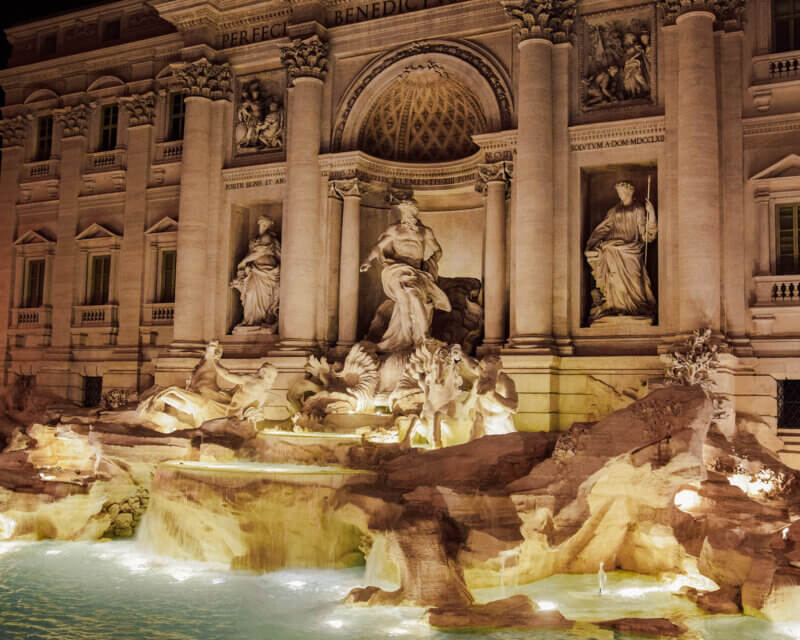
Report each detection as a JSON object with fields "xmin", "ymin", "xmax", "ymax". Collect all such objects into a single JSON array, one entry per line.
[
  {"xmin": 55, "ymin": 103, "xmax": 96, "ymax": 138},
  {"xmin": 501, "ymin": 0, "xmax": 577, "ymax": 43},
  {"xmin": 280, "ymin": 35, "xmax": 328, "ymax": 85},
  {"xmin": 121, "ymin": 93, "xmax": 156, "ymax": 126},
  {"xmin": 0, "ymin": 115, "xmax": 27, "ymax": 147},
  {"xmin": 173, "ymin": 58, "xmax": 233, "ymax": 100},
  {"xmin": 659, "ymin": 0, "xmax": 746, "ymax": 27}
]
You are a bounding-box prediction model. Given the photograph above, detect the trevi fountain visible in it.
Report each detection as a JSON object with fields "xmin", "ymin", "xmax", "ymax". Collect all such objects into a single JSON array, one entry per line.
[{"xmin": 0, "ymin": 191, "xmax": 797, "ymax": 639}]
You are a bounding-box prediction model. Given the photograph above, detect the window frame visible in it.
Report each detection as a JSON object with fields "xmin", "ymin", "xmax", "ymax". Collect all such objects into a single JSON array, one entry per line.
[
  {"xmin": 773, "ymin": 0, "xmax": 800, "ymax": 52},
  {"xmin": 24, "ymin": 258, "xmax": 46, "ymax": 309},
  {"xmin": 88, "ymin": 254, "xmax": 112, "ymax": 306},
  {"xmin": 74, "ymin": 223, "xmax": 122, "ymax": 307},
  {"xmin": 99, "ymin": 103, "xmax": 119, "ymax": 152},
  {"xmin": 158, "ymin": 248, "xmax": 178, "ymax": 303},
  {"xmin": 167, "ymin": 92, "xmax": 185, "ymax": 141},
  {"xmin": 35, "ymin": 115, "xmax": 53, "ymax": 161},
  {"xmin": 776, "ymin": 203, "xmax": 800, "ymax": 275}
]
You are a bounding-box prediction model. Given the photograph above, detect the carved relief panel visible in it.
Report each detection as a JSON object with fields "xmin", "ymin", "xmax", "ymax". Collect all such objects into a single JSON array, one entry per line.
[
  {"xmin": 580, "ymin": 5, "xmax": 656, "ymax": 113},
  {"xmin": 234, "ymin": 73, "xmax": 286, "ymax": 156}
]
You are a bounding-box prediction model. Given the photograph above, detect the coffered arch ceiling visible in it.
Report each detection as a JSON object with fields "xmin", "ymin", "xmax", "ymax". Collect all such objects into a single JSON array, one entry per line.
[{"xmin": 333, "ymin": 40, "xmax": 512, "ymax": 163}]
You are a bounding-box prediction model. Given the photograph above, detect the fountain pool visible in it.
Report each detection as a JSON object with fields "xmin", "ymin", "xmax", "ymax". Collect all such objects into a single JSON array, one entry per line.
[{"xmin": 1, "ymin": 540, "xmax": 798, "ymax": 640}]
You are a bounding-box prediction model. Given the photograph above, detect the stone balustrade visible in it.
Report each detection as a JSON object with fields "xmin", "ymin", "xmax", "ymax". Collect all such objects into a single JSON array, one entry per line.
[
  {"xmin": 143, "ymin": 302, "xmax": 174, "ymax": 324},
  {"xmin": 10, "ymin": 306, "xmax": 50, "ymax": 329},
  {"xmin": 752, "ymin": 51, "xmax": 800, "ymax": 83},
  {"xmin": 72, "ymin": 304, "xmax": 118, "ymax": 326},
  {"xmin": 86, "ymin": 149, "xmax": 126, "ymax": 172},
  {"xmin": 753, "ymin": 274, "xmax": 800, "ymax": 306},
  {"xmin": 21, "ymin": 159, "xmax": 59, "ymax": 183},
  {"xmin": 155, "ymin": 140, "xmax": 183, "ymax": 164}
]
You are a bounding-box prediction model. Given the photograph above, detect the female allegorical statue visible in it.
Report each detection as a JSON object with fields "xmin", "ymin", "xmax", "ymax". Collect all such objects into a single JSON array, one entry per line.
[
  {"xmin": 584, "ymin": 180, "xmax": 657, "ymax": 324},
  {"xmin": 231, "ymin": 215, "xmax": 281, "ymax": 332}
]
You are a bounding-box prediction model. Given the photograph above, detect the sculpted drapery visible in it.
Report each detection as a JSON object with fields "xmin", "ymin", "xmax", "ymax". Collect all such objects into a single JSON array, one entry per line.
[
  {"xmin": 585, "ymin": 181, "xmax": 657, "ymax": 323},
  {"xmin": 231, "ymin": 216, "xmax": 281, "ymax": 330}
]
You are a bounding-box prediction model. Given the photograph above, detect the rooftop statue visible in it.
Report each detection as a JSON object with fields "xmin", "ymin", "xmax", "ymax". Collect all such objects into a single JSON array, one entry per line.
[
  {"xmin": 360, "ymin": 195, "xmax": 451, "ymax": 351},
  {"xmin": 584, "ymin": 180, "xmax": 657, "ymax": 324},
  {"xmin": 231, "ymin": 215, "xmax": 281, "ymax": 333}
]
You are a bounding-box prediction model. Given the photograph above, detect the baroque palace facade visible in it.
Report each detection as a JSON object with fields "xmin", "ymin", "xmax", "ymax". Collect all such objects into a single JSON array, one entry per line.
[{"xmin": 0, "ymin": 0, "xmax": 799, "ymax": 453}]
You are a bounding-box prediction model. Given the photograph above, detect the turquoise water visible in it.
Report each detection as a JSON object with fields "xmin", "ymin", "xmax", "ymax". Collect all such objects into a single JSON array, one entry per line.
[{"xmin": 0, "ymin": 540, "xmax": 798, "ymax": 640}]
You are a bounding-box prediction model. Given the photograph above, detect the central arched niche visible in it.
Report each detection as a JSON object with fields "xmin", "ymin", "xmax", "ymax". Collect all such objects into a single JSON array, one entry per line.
[
  {"xmin": 358, "ymin": 62, "xmax": 487, "ymax": 162},
  {"xmin": 333, "ymin": 40, "xmax": 512, "ymax": 157}
]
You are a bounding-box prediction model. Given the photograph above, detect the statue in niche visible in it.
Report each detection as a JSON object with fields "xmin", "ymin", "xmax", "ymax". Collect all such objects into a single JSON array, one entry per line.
[
  {"xmin": 235, "ymin": 79, "xmax": 285, "ymax": 151},
  {"xmin": 584, "ymin": 180, "xmax": 657, "ymax": 324},
  {"xmin": 583, "ymin": 19, "xmax": 652, "ymax": 109},
  {"xmin": 231, "ymin": 215, "xmax": 281, "ymax": 333},
  {"xmin": 360, "ymin": 194, "xmax": 451, "ymax": 351}
]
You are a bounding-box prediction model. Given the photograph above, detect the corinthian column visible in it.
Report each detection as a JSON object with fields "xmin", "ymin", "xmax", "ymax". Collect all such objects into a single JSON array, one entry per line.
[
  {"xmin": 661, "ymin": 0, "xmax": 741, "ymax": 332},
  {"xmin": 171, "ymin": 59, "xmax": 232, "ymax": 347},
  {"xmin": 278, "ymin": 35, "xmax": 328, "ymax": 350},
  {"xmin": 332, "ymin": 178, "xmax": 367, "ymax": 348},
  {"xmin": 476, "ymin": 162, "xmax": 512, "ymax": 347},
  {"xmin": 502, "ymin": 0, "xmax": 575, "ymax": 351}
]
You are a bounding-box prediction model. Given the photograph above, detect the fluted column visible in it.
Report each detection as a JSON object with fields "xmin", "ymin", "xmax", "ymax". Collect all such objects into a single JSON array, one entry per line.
[
  {"xmin": 332, "ymin": 178, "xmax": 366, "ymax": 347},
  {"xmin": 279, "ymin": 35, "xmax": 328, "ymax": 350},
  {"xmin": 171, "ymin": 59, "xmax": 232, "ymax": 346},
  {"xmin": 502, "ymin": 0, "xmax": 575, "ymax": 351},
  {"xmin": 52, "ymin": 104, "xmax": 93, "ymax": 349},
  {"xmin": 117, "ymin": 94, "xmax": 155, "ymax": 348},
  {"xmin": 0, "ymin": 117, "xmax": 27, "ymax": 373},
  {"xmin": 476, "ymin": 162, "xmax": 512, "ymax": 347}
]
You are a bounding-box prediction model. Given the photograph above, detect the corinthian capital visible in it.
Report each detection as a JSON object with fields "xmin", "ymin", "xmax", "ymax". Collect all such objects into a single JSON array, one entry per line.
[
  {"xmin": 0, "ymin": 115, "xmax": 27, "ymax": 148},
  {"xmin": 173, "ymin": 58, "xmax": 233, "ymax": 100},
  {"xmin": 659, "ymin": 0, "xmax": 746, "ymax": 27},
  {"xmin": 55, "ymin": 103, "xmax": 96, "ymax": 138},
  {"xmin": 331, "ymin": 177, "xmax": 369, "ymax": 199},
  {"xmin": 121, "ymin": 93, "xmax": 156, "ymax": 126},
  {"xmin": 501, "ymin": 0, "xmax": 576, "ymax": 43},
  {"xmin": 280, "ymin": 35, "xmax": 328, "ymax": 85},
  {"xmin": 476, "ymin": 161, "xmax": 513, "ymax": 195}
]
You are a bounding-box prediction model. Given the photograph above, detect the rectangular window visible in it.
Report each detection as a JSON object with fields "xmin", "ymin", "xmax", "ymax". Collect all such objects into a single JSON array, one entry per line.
[
  {"xmin": 89, "ymin": 254, "xmax": 111, "ymax": 305},
  {"xmin": 168, "ymin": 93, "xmax": 185, "ymax": 141},
  {"xmin": 41, "ymin": 33, "xmax": 57, "ymax": 56},
  {"xmin": 24, "ymin": 259, "xmax": 45, "ymax": 308},
  {"xmin": 100, "ymin": 104, "xmax": 118, "ymax": 151},
  {"xmin": 159, "ymin": 250, "xmax": 177, "ymax": 303},
  {"xmin": 102, "ymin": 19, "xmax": 121, "ymax": 42},
  {"xmin": 83, "ymin": 376, "xmax": 103, "ymax": 408},
  {"xmin": 776, "ymin": 204, "xmax": 800, "ymax": 275},
  {"xmin": 36, "ymin": 116, "xmax": 53, "ymax": 161},
  {"xmin": 774, "ymin": 0, "xmax": 800, "ymax": 52},
  {"xmin": 778, "ymin": 380, "xmax": 800, "ymax": 429}
]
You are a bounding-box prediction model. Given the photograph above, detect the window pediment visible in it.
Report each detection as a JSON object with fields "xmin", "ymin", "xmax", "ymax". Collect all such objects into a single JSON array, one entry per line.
[
  {"xmin": 752, "ymin": 154, "xmax": 800, "ymax": 183},
  {"xmin": 75, "ymin": 222, "xmax": 121, "ymax": 250},
  {"xmin": 145, "ymin": 216, "xmax": 179, "ymax": 235},
  {"xmin": 14, "ymin": 229, "xmax": 54, "ymax": 256}
]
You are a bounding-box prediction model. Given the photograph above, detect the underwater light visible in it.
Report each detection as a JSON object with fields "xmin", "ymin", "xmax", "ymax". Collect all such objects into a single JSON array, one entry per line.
[
  {"xmin": 674, "ymin": 489, "xmax": 701, "ymax": 512},
  {"xmin": 325, "ymin": 619, "xmax": 345, "ymax": 629},
  {"xmin": 536, "ymin": 600, "xmax": 558, "ymax": 611},
  {"xmin": 0, "ymin": 515, "xmax": 17, "ymax": 540}
]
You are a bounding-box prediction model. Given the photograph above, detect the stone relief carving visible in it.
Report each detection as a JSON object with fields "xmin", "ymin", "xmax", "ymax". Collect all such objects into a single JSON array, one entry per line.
[
  {"xmin": 584, "ymin": 180, "xmax": 657, "ymax": 324},
  {"xmin": 280, "ymin": 35, "xmax": 328, "ymax": 84},
  {"xmin": 173, "ymin": 58, "xmax": 233, "ymax": 100},
  {"xmin": 583, "ymin": 16, "xmax": 653, "ymax": 110},
  {"xmin": 659, "ymin": 0, "xmax": 746, "ymax": 27},
  {"xmin": 121, "ymin": 93, "xmax": 156, "ymax": 126},
  {"xmin": 0, "ymin": 115, "xmax": 27, "ymax": 148},
  {"xmin": 360, "ymin": 193, "xmax": 451, "ymax": 351},
  {"xmin": 55, "ymin": 103, "xmax": 95, "ymax": 137},
  {"xmin": 235, "ymin": 79, "xmax": 285, "ymax": 152},
  {"xmin": 230, "ymin": 216, "xmax": 281, "ymax": 334},
  {"xmin": 475, "ymin": 160, "xmax": 513, "ymax": 196},
  {"xmin": 501, "ymin": 0, "xmax": 577, "ymax": 42}
]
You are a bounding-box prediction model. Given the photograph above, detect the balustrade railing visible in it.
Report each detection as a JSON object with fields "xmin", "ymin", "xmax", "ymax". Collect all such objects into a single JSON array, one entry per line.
[
  {"xmin": 86, "ymin": 149, "xmax": 125, "ymax": 172},
  {"xmin": 72, "ymin": 304, "xmax": 118, "ymax": 326},
  {"xmin": 22, "ymin": 159, "xmax": 59, "ymax": 182},
  {"xmin": 144, "ymin": 302, "xmax": 174, "ymax": 324},
  {"xmin": 753, "ymin": 275, "xmax": 800, "ymax": 306},
  {"xmin": 155, "ymin": 140, "xmax": 183, "ymax": 163},
  {"xmin": 752, "ymin": 52, "xmax": 800, "ymax": 84},
  {"xmin": 10, "ymin": 306, "xmax": 50, "ymax": 329}
]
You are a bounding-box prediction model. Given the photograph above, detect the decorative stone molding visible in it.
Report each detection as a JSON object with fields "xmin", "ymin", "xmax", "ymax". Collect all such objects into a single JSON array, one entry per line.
[
  {"xmin": 568, "ymin": 115, "xmax": 665, "ymax": 151},
  {"xmin": 0, "ymin": 115, "xmax": 27, "ymax": 148},
  {"xmin": 501, "ymin": 0, "xmax": 576, "ymax": 43},
  {"xmin": 280, "ymin": 35, "xmax": 328, "ymax": 85},
  {"xmin": 743, "ymin": 113, "xmax": 800, "ymax": 137},
  {"xmin": 475, "ymin": 161, "xmax": 513, "ymax": 195},
  {"xmin": 235, "ymin": 79, "xmax": 285, "ymax": 153},
  {"xmin": 121, "ymin": 93, "xmax": 156, "ymax": 126},
  {"xmin": 332, "ymin": 40, "xmax": 513, "ymax": 151},
  {"xmin": 222, "ymin": 164, "xmax": 287, "ymax": 191},
  {"xmin": 55, "ymin": 103, "xmax": 96, "ymax": 138},
  {"xmin": 173, "ymin": 58, "xmax": 233, "ymax": 101},
  {"xmin": 331, "ymin": 177, "xmax": 369, "ymax": 199},
  {"xmin": 659, "ymin": 0, "xmax": 746, "ymax": 28}
]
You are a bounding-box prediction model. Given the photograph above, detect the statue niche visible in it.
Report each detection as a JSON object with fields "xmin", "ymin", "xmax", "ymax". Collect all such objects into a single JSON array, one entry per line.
[
  {"xmin": 584, "ymin": 176, "xmax": 657, "ymax": 326},
  {"xmin": 231, "ymin": 215, "xmax": 280, "ymax": 334},
  {"xmin": 235, "ymin": 79, "xmax": 285, "ymax": 152}
]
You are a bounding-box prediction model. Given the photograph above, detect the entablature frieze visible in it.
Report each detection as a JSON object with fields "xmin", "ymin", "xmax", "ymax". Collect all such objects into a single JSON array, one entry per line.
[
  {"xmin": 743, "ymin": 113, "xmax": 800, "ymax": 137},
  {"xmin": 222, "ymin": 163, "xmax": 288, "ymax": 191},
  {"xmin": 568, "ymin": 116, "xmax": 665, "ymax": 152}
]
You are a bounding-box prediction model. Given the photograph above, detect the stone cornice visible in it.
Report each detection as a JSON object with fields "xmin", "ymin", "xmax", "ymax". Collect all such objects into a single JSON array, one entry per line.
[
  {"xmin": 500, "ymin": 0, "xmax": 576, "ymax": 43},
  {"xmin": 5, "ymin": 0, "xmax": 148, "ymax": 41},
  {"xmin": 172, "ymin": 58, "xmax": 233, "ymax": 100},
  {"xmin": 659, "ymin": 0, "xmax": 746, "ymax": 29},
  {"xmin": 568, "ymin": 116, "xmax": 665, "ymax": 151},
  {"xmin": 280, "ymin": 35, "xmax": 328, "ymax": 85},
  {"xmin": 743, "ymin": 113, "xmax": 800, "ymax": 137}
]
